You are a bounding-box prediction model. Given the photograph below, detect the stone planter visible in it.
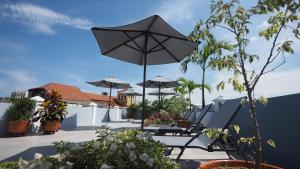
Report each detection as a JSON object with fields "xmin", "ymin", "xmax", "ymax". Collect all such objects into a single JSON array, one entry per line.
[
  {"xmin": 198, "ymin": 160, "xmax": 283, "ymax": 169},
  {"xmin": 8, "ymin": 120, "xmax": 30, "ymax": 135}
]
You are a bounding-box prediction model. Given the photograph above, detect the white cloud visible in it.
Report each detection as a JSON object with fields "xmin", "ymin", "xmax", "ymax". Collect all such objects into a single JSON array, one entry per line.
[
  {"xmin": 0, "ymin": 2, "xmax": 93, "ymax": 34},
  {"xmin": 257, "ymin": 21, "xmax": 269, "ymax": 29},
  {"xmin": 250, "ymin": 36, "xmax": 259, "ymax": 42},
  {"xmin": 0, "ymin": 69, "xmax": 38, "ymax": 96},
  {"xmin": 152, "ymin": 0, "xmax": 200, "ymax": 24},
  {"xmin": 0, "ymin": 38, "xmax": 26, "ymax": 52}
]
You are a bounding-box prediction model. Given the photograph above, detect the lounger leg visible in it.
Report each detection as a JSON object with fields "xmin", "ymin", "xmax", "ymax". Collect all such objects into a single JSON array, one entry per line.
[
  {"xmin": 167, "ymin": 147, "xmax": 174, "ymax": 155},
  {"xmin": 176, "ymin": 147, "xmax": 185, "ymax": 161}
]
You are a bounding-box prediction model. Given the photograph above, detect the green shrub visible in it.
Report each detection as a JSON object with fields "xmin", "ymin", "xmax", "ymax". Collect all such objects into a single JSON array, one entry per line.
[
  {"xmin": 6, "ymin": 98, "xmax": 35, "ymax": 121},
  {"xmin": 0, "ymin": 161, "xmax": 18, "ymax": 169},
  {"xmin": 54, "ymin": 129, "xmax": 179, "ymax": 169}
]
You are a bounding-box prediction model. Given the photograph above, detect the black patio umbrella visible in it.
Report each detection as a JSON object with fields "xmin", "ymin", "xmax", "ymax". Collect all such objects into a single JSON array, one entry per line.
[
  {"xmin": 148, "ymin": 88, "xmax": 176, "ymax": 96},
  {"xmin": 87, "ymin": 76, "xmax": 130, "ymax": 122},
  {"xmin": 137, "ymin": 75, "xmax": 179, "ymax": 110},
  {"xmin": 91, "ymin": 15, "xmax": 197, "ymax": 130}
]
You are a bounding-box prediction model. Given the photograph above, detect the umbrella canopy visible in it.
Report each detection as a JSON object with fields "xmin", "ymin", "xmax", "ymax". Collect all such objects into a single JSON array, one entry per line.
[
  {"xmin": 91, "ymin": 15, "xmax": 197, "ymax": 130},
  {"xmin": 87, "ymin": 76, "xmax": 130, "ymax": 89},
  {"xmin": 120, "ymin": 88, "xmax": 142, "ymax": 96},
  {"xmin": 148, "ymin": 88, "xmax": 176, "ymax": 96},
  {"xmin": 136, "ymin": 75, "xmax": 179, "ymax": 88},
  {"xmin": 137, "ymin": 75, "xmax": 179, "ymax": 110},
  {"xmin": 87, "ymin": 76, "xmax": 130, "ymax": 122}
]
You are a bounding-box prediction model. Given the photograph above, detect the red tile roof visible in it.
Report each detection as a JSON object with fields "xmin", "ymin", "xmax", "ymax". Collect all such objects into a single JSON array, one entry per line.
[
  {"xmin": 83, "ymin": 92, "xmax": 120, "ymax": 107},
  {"xmin": 30, "ymin": 83, "xmax": 120, "ymax": 106}
]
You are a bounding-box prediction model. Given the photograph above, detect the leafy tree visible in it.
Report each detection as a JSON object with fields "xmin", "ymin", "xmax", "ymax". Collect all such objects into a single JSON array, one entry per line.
[
  {"xmin": 169, "ymin": 96, "xmax": 189, "ymax": 116},
  {"xmin": 181, "ymin": 22, "xmax": 231, "ymax": 108},
  {"xmin": 203, "ymin": 0, "xmax": 300, "ymax": 168},
  {"xmin": 176, "ymin": 77, "xmax": 202, "ymax": 110}
]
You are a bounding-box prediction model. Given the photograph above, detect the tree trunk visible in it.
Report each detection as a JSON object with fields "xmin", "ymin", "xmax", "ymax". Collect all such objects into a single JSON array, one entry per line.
[
  {"xmin": 247, "ymin": 91, "xmax": 262, "ymax": 169},
  {"xmin": 201, "ymin": 68, "xmax": 206, "ymax": 109}
]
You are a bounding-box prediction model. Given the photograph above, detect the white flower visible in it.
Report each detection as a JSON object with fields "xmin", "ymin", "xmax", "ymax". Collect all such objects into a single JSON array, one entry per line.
[
  {"xmin": 34, "ymin": 153, "xmax": 43, "ymax": 160},
  {"xmin": 18, "ymin": 158, "xmax": 29, "ymax": 169},
  {"xmin": 146, "ymin": 158, "xmax": 154, "ymax": 167},
  {"xmin": 126, "ymin": 142, "xmax": 136, "ymax": 149},
  {"xmin": 100, "ymin": 164, "xmax": 113, "ymax": 169},
  {"xmin": 129, "ymin": 151, "xmax": 137, "ymax": 161},
  {"xmin": 94, "ymin": 141, "xmax": 100, "ymax": 148},
  {"xmin": 65, "ymin": 161, "xmax": 74, "ymax": 169},
  {"xmin": 139, "ymin": 153, "xmax": 149, "ymax": 162},
  {"xmin": 109, "ymin": 143, "xmax": 117, "ymax": 152}
]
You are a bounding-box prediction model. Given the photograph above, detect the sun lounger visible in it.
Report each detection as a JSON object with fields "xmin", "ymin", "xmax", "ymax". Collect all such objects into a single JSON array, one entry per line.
[
  {"xmin": 144, "ymin": 104, "xmax": 212, "ymax": 136},
  {"xmin": 151, "ymin": 98, "xmax": 244, "ymax": 161}
]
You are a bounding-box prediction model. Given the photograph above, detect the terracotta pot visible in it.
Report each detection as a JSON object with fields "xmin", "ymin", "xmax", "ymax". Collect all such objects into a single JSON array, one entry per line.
[
  {"xmin": 176, "ymin": 120, "xmax": 191, "ymax": 128},
  {"xmin": 42, "ymin": 120, "xmax": 60, "ymax": 134},
  {"xmin": 198, "ymin": 160, "xmax": 283, "ymax": 169},
  {"xmin": 8, "ymin": 120, "xmax": 30, "ymax": 134}
]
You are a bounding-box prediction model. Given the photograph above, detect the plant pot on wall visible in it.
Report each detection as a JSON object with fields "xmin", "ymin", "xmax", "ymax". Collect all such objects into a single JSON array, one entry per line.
[
  {"xmin": 42, "ymin": 120, "xmax": 60, "ymax": 134},
  {"xmin": 8, "ymin": 120, "xmax": 30, "ymax": 135},
  {"xmin": 198, "ymin": 160, "xmax": 283, "ymax": 169}
]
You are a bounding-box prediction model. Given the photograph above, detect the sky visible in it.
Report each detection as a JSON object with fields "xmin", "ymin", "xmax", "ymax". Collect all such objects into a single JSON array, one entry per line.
[{"xmin": 0, "ymin": 0, "xmax": 299, "ymax": 105}]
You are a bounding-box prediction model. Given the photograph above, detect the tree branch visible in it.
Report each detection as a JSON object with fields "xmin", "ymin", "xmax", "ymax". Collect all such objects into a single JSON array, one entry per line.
[
  {"xmin": 250, "ymin": 7, "xmax": 289, "ymax": 91},
  {"xmin": 216, "ymin": 24, "xmax": 235, "ymax": 33}
]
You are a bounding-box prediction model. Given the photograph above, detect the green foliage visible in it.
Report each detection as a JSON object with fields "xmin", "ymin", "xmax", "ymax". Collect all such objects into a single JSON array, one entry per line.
[
  {"xmin": 54, "ymin": 129, "xmax": 179, "ymax": 169},
  {"xmin": 33, "ymin": 90, "xmax": 67, "ymax": 125},
  {"xmin": 267, "ymin": 139, "xmax": 276, "ymax": 148},
  {"xmin": 202, "ymin": 128, "xmax": 229, "ymax": 141},
  {"xmin": 239, "ymin": 137, "xmax": 256, "ymax": 146},
  {"xmin": 231, "ymin": 124, "xmax": 240, "ymax": 134},
  {"xmin": 0, "ymin": 161, "xmax": 18, "ymax": 169},
  {"xmin": 181, "ymin": 20, "xmax": 232, "ymax": 107},
  {"xmin": 216, "ymin": 81, "xmax": 225, "ymax": 91},
  {"xmin": 176, "ymin": 77, "xmax": 208, "ymax": 109},
  {"xmin": 198, "ymin": 0, "xmax": 299, "ymax": 166},
  {"xmin": 6, "ymin": 98, "xmax": 35, "ymax": 121},
  {"xmin": 169, "ymin": 96, "xmax": 189, "ymax": 116},
  {"xmin": 258, "ymin": 96, "xmax": 268, "ymax": 105}
]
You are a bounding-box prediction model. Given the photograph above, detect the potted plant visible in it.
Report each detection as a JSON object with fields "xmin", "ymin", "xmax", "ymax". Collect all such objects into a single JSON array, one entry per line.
[
  {"xmin": 190, "ymin": 0, "xmax": 299, "ymax": 168},
  {"xmin": 33, "ymin": 90, "xmax": 67, "ymax": 134},
  {"xmin": 6, "ymin": 98, "xmax": 35, "ymax": 136}
]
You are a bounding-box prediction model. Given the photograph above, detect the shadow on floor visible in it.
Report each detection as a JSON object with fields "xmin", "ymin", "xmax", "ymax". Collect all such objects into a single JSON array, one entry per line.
[{"xmin": 1, "ymin": 145, "xmax": 57, "ymax": 162}]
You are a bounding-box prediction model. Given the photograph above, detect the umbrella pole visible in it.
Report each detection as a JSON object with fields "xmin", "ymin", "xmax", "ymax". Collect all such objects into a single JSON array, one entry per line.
[
  {"xmin": 108, "ymin": 87, "xmax": 112, "ymax": 122},
  {"xmin": 141, "ymin": 55, "xmax": 147, "ymax": 131},
  {"xmin": 158, "ymin": 85, "xmax": 161, "ymax": 112}
]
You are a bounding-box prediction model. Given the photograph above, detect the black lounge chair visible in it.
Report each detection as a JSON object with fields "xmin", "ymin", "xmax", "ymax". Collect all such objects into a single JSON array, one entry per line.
[
  {"xmin": 144, "ymin": 104, "xmax": 213, "ymax": 136},
  {"xmin": 151, "ymin": 98, "xmax": 244, "ymax": 161}
]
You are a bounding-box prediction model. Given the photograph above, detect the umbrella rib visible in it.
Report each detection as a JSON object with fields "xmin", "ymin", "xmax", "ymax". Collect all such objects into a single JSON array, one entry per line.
[
  {"xmin": 149, "ymin": 48, "xmax": 164, "ymax": 53},
  {"xmin": 123, "ymin": 31, "xmax": 144, "ymax": 51},
  {"xmin": 149, "ymin": 31, "xmax": 190, "ymax": 42},
  {"xmin": 148, "ymin": 37, "xmax": 170, "ymax": 53},
  {"xmin": 103, "ymin": 32, "xmax": 144, "ymax": 55},
  {"xmin": 92, "ymin": 27, "xmax": 144, "ymax": 33},
  {"xmin": 125, "ymin": 44, "xmax": 143, "ymax": 53},
  {"xmin": 147, "ymin": 15, "xmax": 158, "ymax": 32},
  {"xmin": 149, "ymin": 34, "xmax": 179, "ymax": 62}
]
